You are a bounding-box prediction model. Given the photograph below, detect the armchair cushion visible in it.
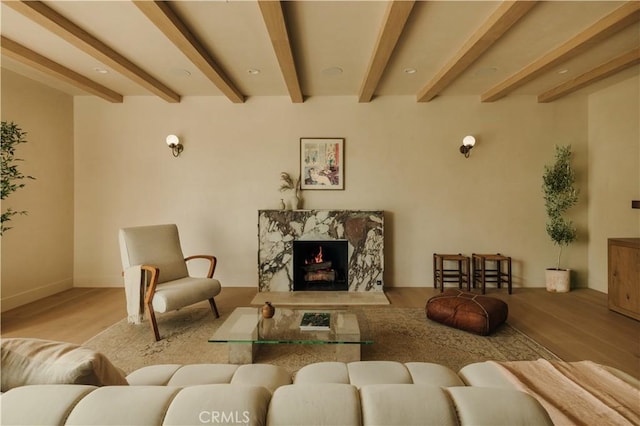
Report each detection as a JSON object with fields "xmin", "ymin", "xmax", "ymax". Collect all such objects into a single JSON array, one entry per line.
[
  {"xmin": 119, "ymin": 224, "xmax": 188, "ymax": 284},
  {"xmin": 1, "ymin": 338, "xmax": 128, "ymax": 392},
  {"xmin": 152, "ymin": 277, "xmax": 221, "ymax": 313}
]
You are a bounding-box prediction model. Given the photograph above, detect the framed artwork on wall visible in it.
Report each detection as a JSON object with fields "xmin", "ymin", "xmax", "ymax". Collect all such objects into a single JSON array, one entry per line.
[{"xmin": 300, "ymin": 137, "xmax": 344, "ymax": 190}]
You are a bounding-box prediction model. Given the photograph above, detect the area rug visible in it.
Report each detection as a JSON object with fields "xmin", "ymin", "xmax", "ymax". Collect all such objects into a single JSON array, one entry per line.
[{"xmin": 84, "ymin": 306, "xmax": 559, "ymax": 376}]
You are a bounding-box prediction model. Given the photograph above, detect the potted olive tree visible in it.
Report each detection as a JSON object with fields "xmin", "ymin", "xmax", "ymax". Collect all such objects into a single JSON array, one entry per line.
[
  {"xmin": 542, "ymin": 145, "xmax": 579, "ymax": 292},
  {"xmin": 1, "ymin": 121, "xmax": 35, "ymax": 235}
]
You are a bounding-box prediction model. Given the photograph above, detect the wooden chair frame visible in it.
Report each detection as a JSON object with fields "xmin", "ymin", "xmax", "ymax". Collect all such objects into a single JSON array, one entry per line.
[{"xmin": 141, "ymin": 255, "xmax": 220, "ymax": 341}]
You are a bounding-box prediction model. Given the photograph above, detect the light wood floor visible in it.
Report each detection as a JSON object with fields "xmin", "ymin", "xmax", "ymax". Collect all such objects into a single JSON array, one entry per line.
[{"xmin": 2, "ymin": 286, "xmax": 638, "ymax": 378}]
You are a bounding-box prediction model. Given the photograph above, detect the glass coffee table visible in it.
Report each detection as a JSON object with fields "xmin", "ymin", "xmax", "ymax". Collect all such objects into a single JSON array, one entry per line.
[{"xmin": 209, "ymin": 307, "xmax": 372, "ymax": 364}]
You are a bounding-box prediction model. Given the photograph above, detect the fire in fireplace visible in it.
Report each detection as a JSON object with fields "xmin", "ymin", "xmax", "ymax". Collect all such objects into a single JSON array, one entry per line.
[{"xmin": 293, "ymin": 240, "xmax": 348, "ymax": 291}]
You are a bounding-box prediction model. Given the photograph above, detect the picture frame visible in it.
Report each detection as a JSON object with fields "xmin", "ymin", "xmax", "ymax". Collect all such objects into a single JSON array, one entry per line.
[{"xmin": 300, "ymin": 138, "xmax": 344, "ymax": 190}]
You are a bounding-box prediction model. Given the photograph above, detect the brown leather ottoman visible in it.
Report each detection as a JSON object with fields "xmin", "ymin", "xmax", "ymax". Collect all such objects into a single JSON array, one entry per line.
[{"xmin": 425, "ymin": 289, "xmax": 508, "ymax": 335}]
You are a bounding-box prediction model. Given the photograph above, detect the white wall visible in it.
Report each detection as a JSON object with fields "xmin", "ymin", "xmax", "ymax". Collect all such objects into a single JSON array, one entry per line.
[
  {"xmin": 1, "ymin": 69, "xmax": 74, "ymax": 311},
  {"xmin": 73, "ymin": 94, "xmax": 589, "ymax": 289},
  {"xmin": 587, "ymin": 75, "xmax": 640, "ymax": 293}
]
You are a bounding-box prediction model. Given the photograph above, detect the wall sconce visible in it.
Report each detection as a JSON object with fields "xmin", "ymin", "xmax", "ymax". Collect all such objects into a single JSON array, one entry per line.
[
  {"xmin": 166, "ymin": 134, "xmax": 183, "ymax": 157},
  {"xmin": 459, "ymin": 135, "xmax": 476, "ymax": 158}
]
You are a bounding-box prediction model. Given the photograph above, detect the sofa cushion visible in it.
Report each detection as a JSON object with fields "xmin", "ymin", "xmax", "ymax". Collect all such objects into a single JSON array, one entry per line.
[
  {"xmin": 347, "ymin": 361, "xmax": 412, "ymax": 387},
  {"xmin": 360, "ymin": 384, "xmax": 459, "ymax": 425},
  {"xmin": 0, "ymin": 385, "xmax": 96, "ymax": 426},
  {"xmin": 425, "ymin": 289, "xmax": 508, "ymax": 335},
  {"xmin": 125, "ymin": 364, "xmax": 183, "ymax": 386},
  {"xmin": 65, "ymin": 386, "xmax": 179, "ymax": 425},
  {"xmin": 294, "ymin": 362, "xmax": 350, "ymax": 384},
  {"xmin": 404, "ymin": 362, "xmax": 465, "ymax": 386},
  {"xmin": 231, "ymin": 364, "xmax": 293, "ymax": 393},
  {"xmin": 166, "ymin": 364, "xmax": 239, "ymax": 387},
  {"xmin": 457, "ymin": 361, "xmax": 518, "ymax": 387},
  {"xmin": 163, "ymin": 384, "xmax": 271, "ymax": 426},
  {"xmin": 1, "ymin": 338, "xmax": 128, "ymax": 392},
  {"xmin": 446, "ymin": 386, "xmax": 554, "ymax": 425},
  {"xmin": 267, "ymin": 383, "xmax": 361, "ymax": 426}
]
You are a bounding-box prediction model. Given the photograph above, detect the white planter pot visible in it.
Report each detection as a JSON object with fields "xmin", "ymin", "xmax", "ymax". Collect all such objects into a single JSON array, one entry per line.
[{"xmin": 545, "ymin": 269, "xmax": 571, "ymax": 293}]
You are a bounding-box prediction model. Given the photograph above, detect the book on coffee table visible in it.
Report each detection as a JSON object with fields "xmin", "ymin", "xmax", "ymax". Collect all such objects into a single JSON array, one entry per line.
[{"xmin": 299, "ymin": 312, "xmax": 331, "ymax": 330}]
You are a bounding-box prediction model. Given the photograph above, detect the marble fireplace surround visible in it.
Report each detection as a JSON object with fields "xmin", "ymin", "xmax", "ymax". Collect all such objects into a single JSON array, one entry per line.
[{"xmin": 258, "ymin": 210, "xmax": 384, "ymax": 292}]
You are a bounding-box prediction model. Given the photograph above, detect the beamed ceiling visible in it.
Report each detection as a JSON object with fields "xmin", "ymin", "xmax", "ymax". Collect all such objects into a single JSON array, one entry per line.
[{"xmin": 1, "ymin": 0, "xmax": 639, "ymax": 104}]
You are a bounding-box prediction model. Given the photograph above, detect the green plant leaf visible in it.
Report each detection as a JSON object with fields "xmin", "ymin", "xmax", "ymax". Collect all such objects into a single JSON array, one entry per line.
[
  {"xmin": 1, "ymin": 121, "xmax": 35, "ymax": 235},
  {"xmin": 542, "ymin": 145, "xmax": 579, "ymax": 269}
]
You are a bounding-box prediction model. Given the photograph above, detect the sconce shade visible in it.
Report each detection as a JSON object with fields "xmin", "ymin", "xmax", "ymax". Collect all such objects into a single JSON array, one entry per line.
[
  {"xmin": 462, "ymin": 135, "xmax": 476, "ymax": 147},
  {"xmin": 166, "ymin": 134, "xmax": 179, "ymax": 146},
  {"xmin": 460, "ymin": 135, "xmax": 476, "ymax": 158}
]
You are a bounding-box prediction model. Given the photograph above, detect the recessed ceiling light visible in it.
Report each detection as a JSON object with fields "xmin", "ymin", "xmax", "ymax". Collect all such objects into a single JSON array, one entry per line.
[
  {"xmin": 321, "ymin": 66, "xmax": 343, "ymax": 76},
  {"xmin": 247, "ymin": 68, "xmax": 261, "ymax": 75},
  {"xmin": 473, "ymin": 66, "xmax": 498, "ymax": 77},
  {"xmin": 93, "ymin": 67, "xmax": 108, "ymax": 74},
  {"xmin": 169, "ymin": 68, "xmax": 192, "ymax": 77},
  {"xmin": 403, "ymin": 67, "xmax": 417, "ymax": 74}
]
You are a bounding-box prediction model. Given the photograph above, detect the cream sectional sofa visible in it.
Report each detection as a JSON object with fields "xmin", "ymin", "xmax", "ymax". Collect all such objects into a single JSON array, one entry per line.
[
  {"xmin": 2, "ymin": 358, "xmax": 552, "ymax": 426},
  {"xmin": 4, "ymin": 338, "xmax": 637, "ymax": 425}
]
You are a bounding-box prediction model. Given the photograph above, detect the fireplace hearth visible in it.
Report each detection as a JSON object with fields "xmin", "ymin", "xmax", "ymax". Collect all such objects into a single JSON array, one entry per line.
[{"xmin": 293, "ymin": 240, "xmax": 348, "ymax": 291}]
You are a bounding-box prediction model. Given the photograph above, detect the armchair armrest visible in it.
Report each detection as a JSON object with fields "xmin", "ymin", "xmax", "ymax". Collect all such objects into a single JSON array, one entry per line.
[
  {"xmin": 185, "ymin": 255, "xmax": 217, "ymax": 278},
  {"xmin": 140, "ymin": 265, "xmax": 160, "ymax": 305}
]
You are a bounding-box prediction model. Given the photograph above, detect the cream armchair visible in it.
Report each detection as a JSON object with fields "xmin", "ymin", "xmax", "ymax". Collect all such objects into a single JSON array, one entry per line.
[{"xmin": 118, "ymin": 224, "xmax": 221, "ymax": 341}]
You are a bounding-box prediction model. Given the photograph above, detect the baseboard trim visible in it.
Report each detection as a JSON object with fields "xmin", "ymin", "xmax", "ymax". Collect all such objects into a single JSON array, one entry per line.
[
  {"xmin": 72, "ymin": 276, "xmax": 123, "ymax": 288},
  {"xmin": 1, "ymin": 278, "xmax": 73, "ymax": 312}
]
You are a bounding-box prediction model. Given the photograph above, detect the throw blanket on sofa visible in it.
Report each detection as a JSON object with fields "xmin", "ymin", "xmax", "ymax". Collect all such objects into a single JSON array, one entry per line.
[{"xmin": 492, "ymin": 359, "xmax": 640, "ymax": 426}]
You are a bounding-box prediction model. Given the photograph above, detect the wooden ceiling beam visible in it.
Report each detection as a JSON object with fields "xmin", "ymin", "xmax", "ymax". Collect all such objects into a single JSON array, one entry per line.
[
  {"xmin": 482, "ymin": 1, "xmax": 640, "ymax": 102},
  {"xmin": 359, "ymin": 0, "xmax": 415, "ymax": 103},
  {"xmin": 258, "ymin": 0, "xmax": 303, "ymax": 103},
  {"xmin": 417, "ymin": 0, "xmax": 537, "ymax": 103},
  {"xmin": 538, "ymin": 48, "xmax": 640, "ymax": 103},
  {"xmin": 1, "ymin": 36, "xmax": 123, "ymax": 103},
  {"xmin": 6, "ymin": 0, "xmax": 180, "ymax": 103},
  {"xmin": 133, "ymin": 1, "xmax": 244, "ymax": 104}
]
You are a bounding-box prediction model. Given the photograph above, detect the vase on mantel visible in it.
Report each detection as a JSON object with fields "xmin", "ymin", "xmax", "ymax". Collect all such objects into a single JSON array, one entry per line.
[
  {"xmin": 261, "ymin": 302, "xmax": 275, "ymax": 318},
  {"xmin": 286, "ymin": 188, "xmax": 302, "ymax": 210},
  {"xmin": 290, "ymin": 193, "xmax": 301, "ymax": 210}
]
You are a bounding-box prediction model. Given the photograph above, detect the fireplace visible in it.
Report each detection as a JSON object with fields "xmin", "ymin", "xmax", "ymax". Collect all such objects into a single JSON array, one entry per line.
[
  {"xmin": 293, "ymin": 240, "xmax": 348, "ymax": 291},
  {"xmin": 258, "ymin": 210, "xmax": 384, "ymax": 292}
]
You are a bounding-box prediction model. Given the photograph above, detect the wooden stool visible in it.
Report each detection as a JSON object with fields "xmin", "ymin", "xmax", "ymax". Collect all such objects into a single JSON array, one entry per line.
[
  {"xmin": 472, "ymin": 253, "xmax": 512, "ymax": 294},
  {"xmin": 433, "ymin": 253, "xmax": 470, "ymax": 292}
]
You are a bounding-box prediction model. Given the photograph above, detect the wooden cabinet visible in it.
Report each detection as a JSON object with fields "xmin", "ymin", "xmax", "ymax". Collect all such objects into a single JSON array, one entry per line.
[{"xmin": 608, "ymin": 238, "xmax": 640, "ymax": 321}]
